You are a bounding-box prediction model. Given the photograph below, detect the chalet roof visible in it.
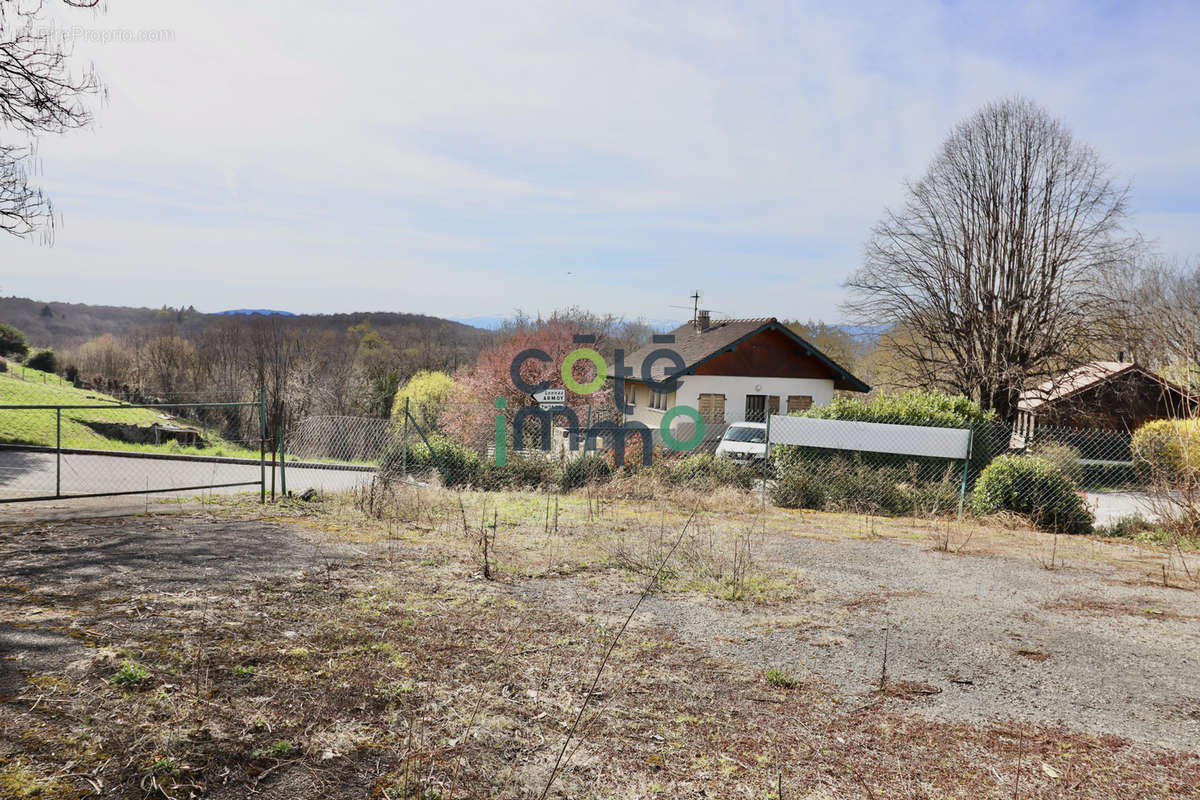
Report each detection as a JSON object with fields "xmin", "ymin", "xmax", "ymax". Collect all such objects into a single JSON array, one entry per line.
[
  {"xmin": 1018, "ymin": 361, "xmax": 1191, "ymax": 412},
  {"xmin": 619, "ymin": 317, "xmax": 869, "ymax": 392}
]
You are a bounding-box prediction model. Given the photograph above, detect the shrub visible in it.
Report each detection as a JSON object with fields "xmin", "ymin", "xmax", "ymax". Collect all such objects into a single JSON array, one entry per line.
[
  {"xmin": 380, "ymin": 435, "xmax": 481, "ymax": 487},
  {"xmin": 1026, "ymin": 440, "xmax": 1083, "ymax": 484},
  {"xmin": 769, "ymin": 464, "xmax": 827, "ymax": 510},
  {"xmin": 659, "ymin": 454, "xmax": 755, "ymax": 491},
  {"xmin": 25, "ymin": 347, "xmax": 57, "ymax": 373},
  {"xmin": 779, "ymin": 389, "xmax": 997, "ymax": 488},
  {"xmin": 1131, "ymin": 418, "xmax": 1200, "ymax": 485},
  {"xmin": 770, "ymin": 452, "xmax": 959, "ymax": 516},
  {"xmin": 804, "ymin": 388, "xmax": 994, "ymax": 429},
  {"xmin": 971, "ymin": 455, "xmax": 1092, "ymax": 533},
  {"xmin": 1093, "ymin": 513, "xmax": 1159, "ymax": 540},
  {"xmin": 476, "ymin": 453, "xmax": 560, "ymax": 491},
  {"xmin": 390, "ymin": 370, "xmax": 457, "ymax": 434},
  {"xmin": 0, "ymin": 356, "xmax": 6, "ymax": 373},
  {"xmin": 0, "ymin": 322, "xmax": 28, "ymax": 358},
  {"xmin": 560, "ymin": 453, "xmax": 612, "ymax": 491}
]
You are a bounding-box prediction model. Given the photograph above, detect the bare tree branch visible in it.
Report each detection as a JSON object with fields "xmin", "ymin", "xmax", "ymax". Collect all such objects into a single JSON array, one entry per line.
[
  {"xmin": 845, "ymin": 97, "xmax": 1133, "ymax": 419},
  {"xmin": 0, "ymin": 0, "xmax": 103, "ymax": 238}
]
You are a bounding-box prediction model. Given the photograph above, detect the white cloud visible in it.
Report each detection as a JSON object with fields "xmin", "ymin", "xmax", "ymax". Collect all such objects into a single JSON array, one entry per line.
[{"xmin": 4, "ymin": 0, "xmax": 1198, "ymax": 321}]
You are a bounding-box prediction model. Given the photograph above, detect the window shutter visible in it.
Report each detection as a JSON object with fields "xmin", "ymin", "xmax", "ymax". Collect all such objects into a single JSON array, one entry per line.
[{"xmin": 787, "ymin": 395, "xmax": 813, "ymax": 413}]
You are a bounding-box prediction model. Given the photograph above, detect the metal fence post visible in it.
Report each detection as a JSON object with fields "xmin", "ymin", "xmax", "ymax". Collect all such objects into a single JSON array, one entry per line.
[
  {"xmin": 278, "ymin": 412, "xmax": 287, "ymax": 498},
  {"xmin": 957, "ymin": 424, "xmax": 974, "ymax": 521},
  {"xmin": 401, "ymin": 396, "xmax": 410, "ymax": 475},
  {"xmin": 762, "ymin": 412, "xmax": 772, "ymax": 493},
  {"xmin": 259, "ymin": 388, "xmax": 266, "ymax": 504},
  {"xmin": 55, "ymin": 407, "xmax": 61, "ymax": 498}
]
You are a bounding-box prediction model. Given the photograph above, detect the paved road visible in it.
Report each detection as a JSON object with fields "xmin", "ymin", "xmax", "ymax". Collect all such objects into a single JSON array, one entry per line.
[
  {"xmin": 0, "ymin": 449, "xmax": 373, "ymax": 502},
  {"xmin": 1082, "ymin": 489, "xmax": 1159, "ymax": 526}
]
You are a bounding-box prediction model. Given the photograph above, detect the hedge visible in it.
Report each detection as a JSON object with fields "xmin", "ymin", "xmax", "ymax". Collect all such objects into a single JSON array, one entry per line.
[{"xmin": 770, "ymin": 453, "xmax": 961, "ymax": 516}]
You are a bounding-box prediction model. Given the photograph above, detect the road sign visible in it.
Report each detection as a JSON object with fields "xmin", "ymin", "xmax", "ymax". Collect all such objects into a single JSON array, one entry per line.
[{"xmin": 533, "ymin": 389, "xmax": 565, "ymax": 407}]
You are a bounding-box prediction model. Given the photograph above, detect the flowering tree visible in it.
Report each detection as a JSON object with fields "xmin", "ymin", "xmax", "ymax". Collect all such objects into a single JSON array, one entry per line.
[{"xmin": 440, "ymin": 320, "xmax": 613, "ymax": 451}]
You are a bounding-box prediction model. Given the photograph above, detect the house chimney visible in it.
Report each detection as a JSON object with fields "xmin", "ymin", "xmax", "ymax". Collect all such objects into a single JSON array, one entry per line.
[{"xmin": 696, "ymin": 309, "xmax": 711, "ymax": 332}]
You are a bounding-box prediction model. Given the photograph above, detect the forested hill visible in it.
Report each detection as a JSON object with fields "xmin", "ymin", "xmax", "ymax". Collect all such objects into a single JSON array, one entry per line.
[{"xmin": 0, "ymin": 296, "xmax": 488, "ymax": 350}]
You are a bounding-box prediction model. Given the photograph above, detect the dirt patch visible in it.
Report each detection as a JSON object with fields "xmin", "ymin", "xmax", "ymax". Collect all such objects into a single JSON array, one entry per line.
[{"xmin": 1, "ymin": 501, "xmax": 1198, "ymax": 798}]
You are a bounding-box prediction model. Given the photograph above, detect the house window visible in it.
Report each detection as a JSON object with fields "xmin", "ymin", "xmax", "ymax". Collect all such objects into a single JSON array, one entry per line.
[
  {"xmin": 787, "ymin": 395, "xmax": 813, "ymax": 413},
  {"xmin": 745, "ymin": 394, "xmax": 766, "ymax": 423},
  {"xmin": 768, "ymin": 396, "xmax": 780, "ymax": 417},
  {"xmin": 627, "ymin": 384, "xmax": 636, "ymax": 407},
  {"xmin": 697, "ymin": 393, "xmax": 726, "ymax": 424},
  {"xmin": 650, "ymin": 390, "xmax": 669, "ymax": 411}
]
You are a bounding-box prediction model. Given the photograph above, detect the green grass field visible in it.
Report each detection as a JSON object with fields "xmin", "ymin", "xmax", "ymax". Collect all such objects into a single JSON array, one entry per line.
[{"xmin": 0, "ymin": 368, "xmax": 260, "ymax": 458}]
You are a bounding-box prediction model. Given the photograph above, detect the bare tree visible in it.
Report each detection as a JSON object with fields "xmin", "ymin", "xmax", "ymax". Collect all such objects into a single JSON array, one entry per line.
[
  {"xmin": 1, "ymin": 0, "xmax": 102, "ymax": 238},
  {"xmin": 1138, "ymin": 258, "xmax": 1200, "ymax": 392},
  {"xmin": 846, "ymin": 98, "xmax": 1132, "ymax": 419}
]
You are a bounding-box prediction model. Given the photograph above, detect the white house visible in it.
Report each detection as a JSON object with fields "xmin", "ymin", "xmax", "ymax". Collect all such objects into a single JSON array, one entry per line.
[{"xmin": 619, "ymin": 313, "xmax": 869, "ymax": 434}]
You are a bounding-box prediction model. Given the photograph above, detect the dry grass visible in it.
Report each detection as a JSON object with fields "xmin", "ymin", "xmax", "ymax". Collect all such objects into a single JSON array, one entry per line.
[
  {"xmin": 3, "ymin": 523, "xmax": 1198, "ymax": 799},
  {"xmin": 5, "ymin": 484, "xmax": 1200, "ymax": 797}
]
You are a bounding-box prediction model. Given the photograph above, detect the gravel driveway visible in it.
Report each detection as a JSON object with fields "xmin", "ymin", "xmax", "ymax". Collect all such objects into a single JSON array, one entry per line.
[{"xmin": 519, "ymin": 529, "xmax": 1200, "ymax": 751}]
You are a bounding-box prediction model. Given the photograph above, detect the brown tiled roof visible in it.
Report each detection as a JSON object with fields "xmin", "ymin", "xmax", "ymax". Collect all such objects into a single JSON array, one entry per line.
[
  {"xmin": 617, "ymin": 317, "xmax": 869, "ymax": 392},
  {"xmin": 1018, "ymin": 361, "xmax": 1189, "ymax": 412}
]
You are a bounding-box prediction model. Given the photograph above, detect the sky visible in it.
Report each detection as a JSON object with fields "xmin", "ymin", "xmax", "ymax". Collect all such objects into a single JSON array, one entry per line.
[{"xmin": 2, "ymin": 0, "xmax": 1199, "ymax": 324}]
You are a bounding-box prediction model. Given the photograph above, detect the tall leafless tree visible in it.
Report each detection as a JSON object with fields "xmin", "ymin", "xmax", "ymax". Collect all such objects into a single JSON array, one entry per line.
[
  {"xmin": 846, "ymin": 98, "xmax": 1133, "ymax": 419},
  {"xmin": 1, "ymin": 0, "xmax": 102, "ymax": 238},
  {"xmin": 1107, "ymin": 253, "xmax": 1200, "ymax": 392}
]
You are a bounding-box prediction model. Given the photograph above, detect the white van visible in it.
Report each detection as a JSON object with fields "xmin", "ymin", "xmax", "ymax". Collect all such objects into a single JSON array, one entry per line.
[{"xmin": 714, "ymin": 422, "xmax": 767, "ymax": 463}]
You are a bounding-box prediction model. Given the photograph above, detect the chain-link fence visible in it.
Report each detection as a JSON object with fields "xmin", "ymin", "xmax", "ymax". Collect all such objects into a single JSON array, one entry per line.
[
  {"xmin": 0, "ymin": 401, "xmax": 266, "ymax": 503},
  {"xmin": 10, "ymin": 387, "xmax": 1177, "ymax": 535},
  {"xmin": 764, "ymin": 416, "xmax": 1153, "ymax": 532},
  {"xmin": 280, "ymin": 402, "xmax": 1191, "ymax": 539}
]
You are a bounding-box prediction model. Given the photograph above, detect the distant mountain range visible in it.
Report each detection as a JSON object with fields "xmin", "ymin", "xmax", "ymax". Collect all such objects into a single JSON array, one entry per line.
[
  {"xmin": 213, "ymin": 309, "xmax": 298, "ymax": 317},
  {"xmin": 0, "ymin": 296, "xmax": 488, "ymax": 351},
  {"xmin": 451, "ymin": 314, "xmax": 685, "ymax": 331}
]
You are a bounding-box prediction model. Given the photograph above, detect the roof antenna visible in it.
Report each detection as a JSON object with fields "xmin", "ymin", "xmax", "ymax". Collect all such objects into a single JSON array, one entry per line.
[{"xmin": 691, "ymin": 290, "xmax": 701, "ymax": 325}]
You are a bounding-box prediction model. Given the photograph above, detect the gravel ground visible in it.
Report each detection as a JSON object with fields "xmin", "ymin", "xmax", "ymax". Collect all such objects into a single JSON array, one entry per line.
[
  {"xmin": 518, "ymin": 529, "xmax": 1200, "ymax": 751},
  {"xmin": 4, "ymin": 508, "xmax": 1198, "ymax": 755},
  {"xmin": 0, "ymin": 513, "xmax": 367, "ymax": 700}
]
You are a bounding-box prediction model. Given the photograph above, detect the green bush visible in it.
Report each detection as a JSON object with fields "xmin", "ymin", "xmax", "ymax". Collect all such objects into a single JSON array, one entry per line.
[
  {"xmin": 971, "ymin": 455, "xmax": 1092, "ymax": 533},
  {"xmin": 1026, "ymin": 440, "xmax": 1083, "ymax": 484},
  {"xmin": 0, "ymin": 322, "xmax": 28, "ymax": 357},
  {"xmin": 25, "ymin": 347, "xmax": 57, "ymax": 373},
  {"xmin": 380, "ymin": 435, "xmax": 481, "ymax": 487},
  {"xmin": 1131, "ymin": 418, "xmax": 1200, "ymax": 485},
  {"xmin": 769, "ymin": 464, "xmax": 828, "ymax": 510},
  {"xmin": 770, "ymin": 453, "xmax": 961, "ymax": 516},
  {"xmin": 560, "ymin": 453, "xmax": 612, "ymax": 491},
  {"xmin": 1093, "ymin": 513, "xmax": 1159, "ymax": 540},
  {"xmin": 804, "ymin": 389, "xmax": 994, "ymax": 428},
  {"xmin": 658, "ymin": 454, "xmax": 755, "ymax": 491},
  {"xmin": 779, "ymin": 389, "xmax": 997, "ymax": 487},
  {"xmin": 476, "ymin": 454, "xmax": 561, "ymax": 491}
]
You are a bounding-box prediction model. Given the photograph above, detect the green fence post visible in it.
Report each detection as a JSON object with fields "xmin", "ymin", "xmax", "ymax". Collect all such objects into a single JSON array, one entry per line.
[
  {"xmin": 401, "ymin": 396, "xmax": 410, "ymax": 476},
  {"xmin": 957, "ymin": 424, "xmax": 974, "ymax": 521},
  {"xmin": 259, "ymin": 388, "xmax": 266, "ymax": 504},
  {"xmin": 55, "ymin": 407, "xmax": 61, "ymax": 498}
]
